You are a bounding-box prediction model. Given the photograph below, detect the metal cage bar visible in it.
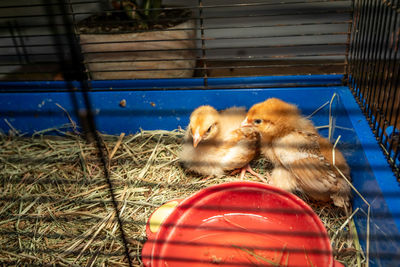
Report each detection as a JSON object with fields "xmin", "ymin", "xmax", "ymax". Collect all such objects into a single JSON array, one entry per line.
[{"xmin": 348, "ymin": 0, "xmax": 400, "ymax": 178}]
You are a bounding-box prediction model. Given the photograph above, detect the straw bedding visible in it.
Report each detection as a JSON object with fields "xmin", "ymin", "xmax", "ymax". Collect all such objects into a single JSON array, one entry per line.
[{"xmin": 0, "ymin": 127, "xmax": 364, "ymax": 266}]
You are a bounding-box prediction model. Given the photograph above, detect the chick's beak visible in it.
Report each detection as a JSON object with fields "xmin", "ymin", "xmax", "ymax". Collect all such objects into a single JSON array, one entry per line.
[
  {"xmin": 241, "ymin": 117, "xmax": 251, "ymax": 127},
  {"xmin": 192, "ymin": 130, "xmax": 201, "ymax": 148}
]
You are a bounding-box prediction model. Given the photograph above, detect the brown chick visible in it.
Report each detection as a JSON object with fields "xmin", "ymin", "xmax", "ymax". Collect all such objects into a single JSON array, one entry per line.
[
  {"xmin": 179, "ymin": 105, "xmax": 265, "ymax": 180},
  {"xmin": 242, "ymin": 98, "xmax": 351, "ymax": 208}
]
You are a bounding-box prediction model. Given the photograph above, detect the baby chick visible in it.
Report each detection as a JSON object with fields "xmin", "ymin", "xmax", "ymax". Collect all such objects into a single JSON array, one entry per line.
[
  {"xmin": 179, "ymin": 105, "xmax": 265, "ymax": 180},
  {"xmin": 242, "ymin": 98, "xmax": 351, "ymax": 208}
]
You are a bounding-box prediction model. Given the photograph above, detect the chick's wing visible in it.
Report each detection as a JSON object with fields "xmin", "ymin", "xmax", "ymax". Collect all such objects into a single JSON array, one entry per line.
[{"xmin": 272, "ymin": 131, "xmax": 339, "ymax": 201}]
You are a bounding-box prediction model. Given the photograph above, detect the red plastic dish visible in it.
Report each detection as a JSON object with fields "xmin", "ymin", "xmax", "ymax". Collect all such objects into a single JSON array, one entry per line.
[{"xmin": 142, "ymin": 181, "xmax": 342, "ymax": 267}]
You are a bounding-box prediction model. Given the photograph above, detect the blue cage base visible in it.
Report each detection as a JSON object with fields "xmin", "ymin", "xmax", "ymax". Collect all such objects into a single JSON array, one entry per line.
[{"xmin": 1, "ymin": 75, "xmax": 399, "ymax": 266}]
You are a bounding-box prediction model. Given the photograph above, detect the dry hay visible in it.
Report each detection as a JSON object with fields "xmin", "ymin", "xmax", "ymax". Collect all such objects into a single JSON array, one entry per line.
[{"xmin": 0, "ymin": 128, "xmax": 364, "ymax": 266}]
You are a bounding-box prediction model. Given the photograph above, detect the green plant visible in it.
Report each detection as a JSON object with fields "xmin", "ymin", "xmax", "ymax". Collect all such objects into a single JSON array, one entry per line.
[{"xmin": 111, "ymin": 0, "xmax": 162, "ymax": 29}]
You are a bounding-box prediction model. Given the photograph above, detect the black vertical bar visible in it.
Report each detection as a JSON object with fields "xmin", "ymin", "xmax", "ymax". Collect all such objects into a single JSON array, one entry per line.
[
  {"xmin": 351, "ymin": 0, "xmax": 369, "ymax": 101},
  {"xmin": 54, "ymin": 1, "xmax": 134, "ymax": 265},
  {"xmin": 14, "ymin": 21, "xmax": 30, "ymax": 64},
  {"xmin": 343, "ymin": 0, "xmax": 354, "ymax": 85},
  {"xmin": 386, "ymin": 11, "xmax": 400, "ymax": 165},
  {"xmin": 346, "ymin": 0, "xmax": 355, "ymax": 85},
  {"xmin": 8, "ymin": 21, "xmax": 24, "ymax": 65},
  {"xmin": 375, "ymin": 0, "xmax": 399, "ymax": 146},
  {"xmin": 390, "ymin": 84, "xmax": 400, "ymax": 176},
  {"xmin": 379, "ymin": 0, "xmax": 400, "ymax": 150},
  {"xmin": 351, "ymin": 0, "xmax": 364, "ymax": 94},
  {"xmin": 364, "ymin": 0, "xmax": 381, "ymax": 122},
  {"xmin": 348, "ymin": 0, "xmax": 361, "ymax": 95},
  {"xmin": 198, "ymin": 0, "xmax": 208, "ymax": 88},
  {"xmin": 67, "ymin": 0, "xmax": 90, "ymax": 79},
  {"xmin": 361, "ymin": 0, "xmax": 378, "ymax": 119},
  {"xmin": 366, "ymin": 0, "xmax": 386, "ymax": 133}
]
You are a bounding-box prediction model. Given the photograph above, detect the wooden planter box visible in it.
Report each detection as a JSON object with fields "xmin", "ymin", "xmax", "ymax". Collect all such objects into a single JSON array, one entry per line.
[{"xmin": 79, "ymin": 19, "xmax": 196, "ymax": 80}]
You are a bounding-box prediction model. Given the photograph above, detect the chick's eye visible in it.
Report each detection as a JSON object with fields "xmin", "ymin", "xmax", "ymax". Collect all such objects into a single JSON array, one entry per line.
[
  {"xmin": 254, "ymin": 119, "xmax": 262, "ymax": 125},
  {"xmin": 206, "ymin": 125, "xmax": 212, "ymax": 133}
]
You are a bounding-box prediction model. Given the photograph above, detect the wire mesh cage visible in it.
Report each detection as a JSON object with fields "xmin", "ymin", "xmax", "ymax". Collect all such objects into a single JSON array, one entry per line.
[
  {"xmin": 0, "ymin": 0, "xmax": 399, "ymax": 266},
  {"xmin": 348, "ymin": 0, "xmax": 400, "ymax": 178},
  {"xmin": 1, "ymin": 0, "xmax": 352, "ymax": 81}
]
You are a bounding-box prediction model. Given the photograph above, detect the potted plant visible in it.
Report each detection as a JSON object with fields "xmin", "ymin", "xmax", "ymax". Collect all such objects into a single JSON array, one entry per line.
[{"xmin": 78, "ymin": 0, "xmax": 196, "ymax": 80}]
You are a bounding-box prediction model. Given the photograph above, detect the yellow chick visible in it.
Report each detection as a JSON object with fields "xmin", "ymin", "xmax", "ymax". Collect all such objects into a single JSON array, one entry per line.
[
  {"xmin": 242, "ymin": 98, "xmax": 351, "ymax": 208},
  {"xmin": 179, "ymin": 105, "xmax": 265, "ymax": 180}
]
